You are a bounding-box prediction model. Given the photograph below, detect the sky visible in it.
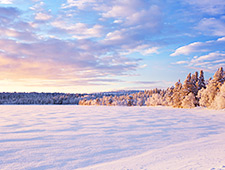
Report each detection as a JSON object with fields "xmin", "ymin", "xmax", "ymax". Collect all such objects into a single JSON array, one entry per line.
[{"xmin": 0, "ymin": 0, "xmax": 225, "ymax": 93}]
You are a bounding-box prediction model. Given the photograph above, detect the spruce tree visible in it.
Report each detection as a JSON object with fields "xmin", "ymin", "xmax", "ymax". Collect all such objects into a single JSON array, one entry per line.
[
  {"xmin": 181, "ymin": 73, "xmax": 192, "ymax": 97},
  {"xmin": 197, "ymin": 70, "xmax": 206, "ymax": 90},
  {"xmin": 191, "ymin": 73, "xmax": 198, "ymax": 95}
]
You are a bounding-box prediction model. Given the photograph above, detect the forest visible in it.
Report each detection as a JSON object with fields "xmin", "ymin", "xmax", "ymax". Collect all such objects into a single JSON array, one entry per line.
[{"xmin": 0, "ymin": 67, "xmax": 224, "ymax": 109}]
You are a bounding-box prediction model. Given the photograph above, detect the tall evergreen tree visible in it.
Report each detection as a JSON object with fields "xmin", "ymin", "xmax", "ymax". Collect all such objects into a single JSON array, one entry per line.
[
  {"xmin": 191, "ymin": 72, "xmax": 198, "ymax": 95},
  {"xmin": 198, "ymin": 67, "xmax": 225, "ymax": 108},
  {"xmin": 197, "ymin": 70, "xmax": 206, "ymax": 90},
  {"xmin": 213, "ymin": 67, "xmax": 225, "ymax": 87},
  {"xmin": 181, "ymin": 73, "xmax": 192, "ymax": 97}
]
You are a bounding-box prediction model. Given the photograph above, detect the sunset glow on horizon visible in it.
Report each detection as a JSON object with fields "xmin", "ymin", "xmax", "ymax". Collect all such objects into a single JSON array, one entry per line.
[{"xmin": 0, "ymin": 0, "xmax": 225, "ymax": 93}]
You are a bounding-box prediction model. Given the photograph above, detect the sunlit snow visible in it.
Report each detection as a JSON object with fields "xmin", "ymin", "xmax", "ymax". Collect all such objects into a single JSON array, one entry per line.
[{"xmin": 0, "ymin": 105, "xmax": 225, "ymax": 170}]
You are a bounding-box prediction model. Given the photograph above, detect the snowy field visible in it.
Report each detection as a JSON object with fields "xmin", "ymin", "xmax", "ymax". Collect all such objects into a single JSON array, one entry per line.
[{"xmin": 1, "ymin": 106, "xmax": 225, "ymax": 170}]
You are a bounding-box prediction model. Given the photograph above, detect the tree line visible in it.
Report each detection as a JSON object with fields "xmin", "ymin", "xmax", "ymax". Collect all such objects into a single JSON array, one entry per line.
[
  {"xmin": 0, "ymin": 67, "xmax": 224, "ymax": 109},
  {"xmin": 79, "ymin": 67, "xmax": 225, "ymax": 109}
]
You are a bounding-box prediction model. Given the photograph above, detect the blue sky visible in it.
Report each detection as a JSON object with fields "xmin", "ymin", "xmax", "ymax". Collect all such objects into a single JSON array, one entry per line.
[{"xmin": 0, "ymin": 0, "xmax": 225, "ymax": 93}]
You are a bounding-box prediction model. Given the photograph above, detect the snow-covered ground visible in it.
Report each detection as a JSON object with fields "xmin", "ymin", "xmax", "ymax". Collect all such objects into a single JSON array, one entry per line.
[{"xmin": 0, "ymin": 105, "xmax": 225, "ymax": 170}]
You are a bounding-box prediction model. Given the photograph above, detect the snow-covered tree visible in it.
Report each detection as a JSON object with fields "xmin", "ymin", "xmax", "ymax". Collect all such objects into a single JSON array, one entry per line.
[
  {"xmin": 213, "ymin": 67, "xmax": 225, "ymax": 86},
  {"xmin": 181, "ymin": 92, "xmax": 197, "ymax": 108},
  {"xmin": 172, "ymin": 80, "xmax": 182, "ymax": 108},
  {"xmin": 148, "ymin": 93, "xmax": 164, "ymax": 106},
  {"xmin": 181, "ymin": 73, "xmax": 191, "ymax": 96},
  {"xmin": 137, "ymin": 96, "xmax": 145, "ymax": 106},
  {"xmin": 190, "ymin": 72, "xmax": 198, "ymax": 95},
  {"xmin": 197, "ymin": 70, "xmax": 206, "ymax": 90},
  {"xmin": 163, "ymin": 86, "xmax": 174, "ymax": 106},
  {"xmin": 198, "ymin": 67, "xmax": 225, "ymax": 108},
  {"xmin": 211, "ymin": 83, "xmax": 225, "ymax": 109}
]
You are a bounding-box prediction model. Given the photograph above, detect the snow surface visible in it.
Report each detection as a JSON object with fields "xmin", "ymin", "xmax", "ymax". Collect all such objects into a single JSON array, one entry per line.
[{"xmin": 0, "ymin": 105, "xmax": 225, "ymax": 170}]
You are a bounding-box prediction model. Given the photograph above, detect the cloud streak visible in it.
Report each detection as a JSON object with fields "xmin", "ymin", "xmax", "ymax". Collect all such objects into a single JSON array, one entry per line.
[
  {"xmin": 173, "ymin": 37, "xmax": 225, "ymax": 71},
  {"xmin": 171, "ymin": 37, "xmax": 225, "ymax": 56}
]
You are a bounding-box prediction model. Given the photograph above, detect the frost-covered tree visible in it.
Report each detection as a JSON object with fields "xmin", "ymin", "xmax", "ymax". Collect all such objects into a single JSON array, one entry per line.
[
  {"xmin": 172, "ymin": 80, "xmax": 182, "ymax": 108},
  {"xmin": 181, "ymin": 73, "xmax": 192, "ymax": 97},
  {"xmin": 127, "ymin": 95, "xmax": 134, "ymax": 106},
  {"xmin": 163, "ymin": 86, "xmax": 174, "ymax": 106},
  {"xmin": 190, "ymin": 72, "xmax": 198, "ymax": 95},
  {"xmin": 146, "ymin": 93, "xmax": 163, "ymax": 106},
  {"xmin": 211, "ymin": 83, "xmax": 225, "ymax": 109},
  {"xmin": 198, "ymin": 67, "xmax": 225, "ymax": 108},
  {"xmin": 197, "ymin": 70, "xmax": 206, "ymax": 90},
  {"xmin": 137, "ymin": 96, "xmax": 145, "ymax": 106},
  {"xmin": 181, "ymin": 92, "xmax": 197, "ymax": 108},
  {"xmin": 213, "ymin": 67, "xmax": 225, "ymax": 86}
]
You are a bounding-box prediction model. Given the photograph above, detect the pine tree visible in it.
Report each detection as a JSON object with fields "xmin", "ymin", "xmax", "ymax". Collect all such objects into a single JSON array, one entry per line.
[
  {"xmin": 197, "ymin": 70, "xmax": 206, "ymax": 90},
  {"xmin": 190, "ymin": 72, "xmax": 198, "ymax": 95},
  {"xmin": 213, "ymin": 67, "xmax": 225, "ymax": 87},
  {"xmin": 198, "ymin": 67, "xmax": 225, "ymax": 108},
  {"xmin": 182, "ymin": 73, "xmax": 192, "ymax": 97}
]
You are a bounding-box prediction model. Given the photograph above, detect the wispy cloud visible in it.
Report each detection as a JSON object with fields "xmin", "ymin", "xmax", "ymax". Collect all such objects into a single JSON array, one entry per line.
[
  {"xmin": 35, "ymin": 12, "xmax": 52, "ymax": 21},
  {"xmin": 185, "ymin": 0, "xmax": 225, "ymax": 15},
  {"xmin": 195, "ymin": 18, "xmax": 225, "ymax": 36},
  {"xmin": 171, "ymin": 37, "xmax": 225, "ymax": 56},
  {"xmin": 52, "ymin": 21, "xmax": 104, "ymax": 39},
  {"xmin": 173, "ymin": 37, "xmax": 225, "ymax": 71}
]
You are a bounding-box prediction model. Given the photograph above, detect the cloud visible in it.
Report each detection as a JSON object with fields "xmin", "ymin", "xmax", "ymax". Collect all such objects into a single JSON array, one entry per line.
[
  {"xmin": 195, "ymin": 18, "xmax": 225, "ymax": 36},
  {"xmin": 128, "ymin": 81, "xmax": 161, "ymax": 85},
  {"xmin": 189, "ymin": 52, "xmax": 225, "ymax": 70},
  {"xmin": 29, "ymin": 1, "xmax": 45, "ymax": 11},
  {"xmin": 35, "ymin": 12, "xmax": 52, "ymax": 21},
  {"xmin": 52, "ymin": 21, "xmax": 104, "ymax": 39},
  {"xmin": 0, "ymin": 0, "xmax": 165, "ymax": 91},
  {"xmin": 171, "ymin": 37, "xmax": 225, "ymax": 56},
  {"xmin": 185, "ymin": 0, "xmax": 225, "ymax": 15},
  {"xmin": 193, "ymin": 52, "xmax": 225, "ymax": 62},
  {"xmin": 0, "ymin": 7, "xmax": 37, "ymax": 41},
  {"xmin": 0, "ymin": 6, "xmax": 20, "ymax": 19},
  {"xmin": 101, "ymin": 1, "xmax": 162, "ymax": 31},
  {"xmin": 170, "ymin": 42, "xmax": 206, "ymax": 56},
  {"xmin": 102, "ymin": 0, "xmax": 140, "ymax": 19},
  {"xmin": 62, "ymin": 0, "xmax": 97, "ymax": 9},
  {"xmin": 0, "ymin": 0, "xmax": 13, "ymax": 4},
  {"xmin": 173, "ymin": 37, "xmax": 225, "ymax": 71},
  {"xmin": 174, "ymin": 61, "xmax": 188, "ymax": 65},
  {"xmin": 120, "ymin": 45, "xmax": 159, "ymax": 56},
  {"xmin": 174, "ymin": 52, "xmax": 225, "ymax": 72},
  {"xmin": 0, "ymin": 27, "xmax": 36, "ymax": 41},
  {"xmin": 0, "ymin": 38, "xmax": 139, "ymax": 83}
]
